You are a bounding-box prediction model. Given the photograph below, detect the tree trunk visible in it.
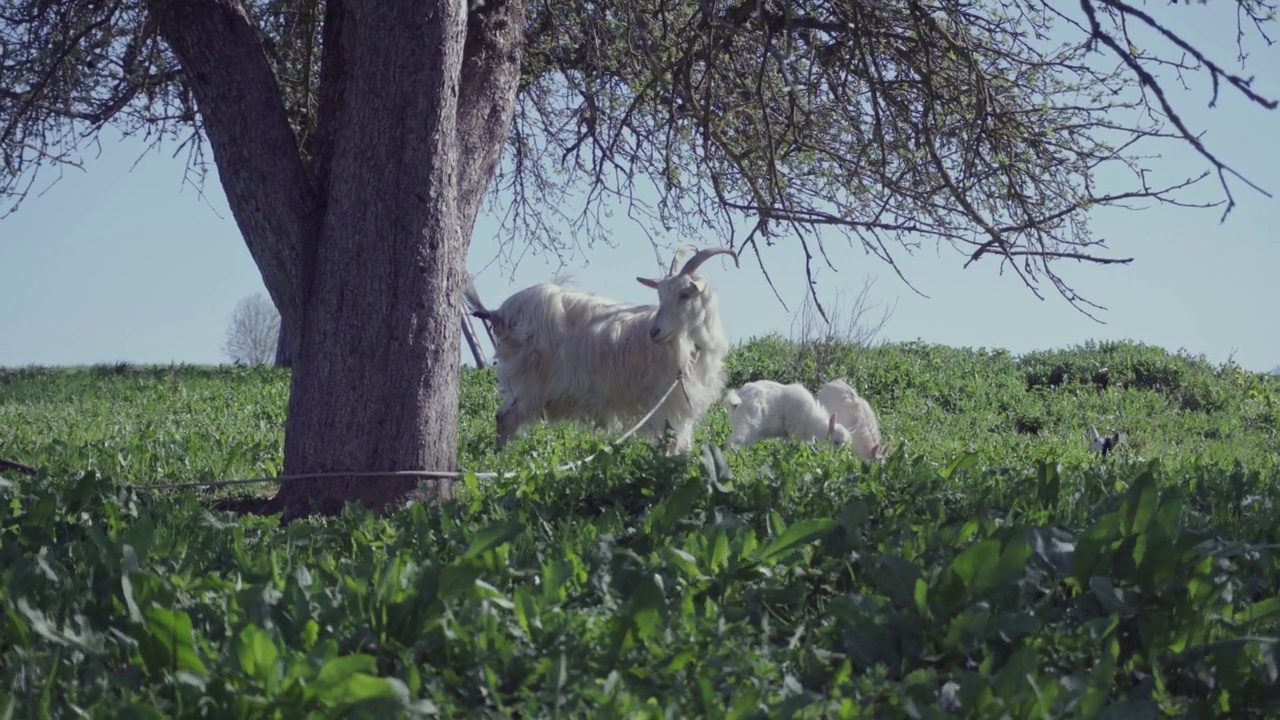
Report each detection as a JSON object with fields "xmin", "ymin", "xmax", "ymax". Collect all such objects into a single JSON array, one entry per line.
[
  {"xmin": 150, "ymin": 0, "xmax": 524, "ymax": 519},
  {"xmin": 272, "ymin": 0, "xmax": 470, "ymax": 518},
  {"xmin": 273, "ymin": 319, "xmax": 293, "ymax": 368}
]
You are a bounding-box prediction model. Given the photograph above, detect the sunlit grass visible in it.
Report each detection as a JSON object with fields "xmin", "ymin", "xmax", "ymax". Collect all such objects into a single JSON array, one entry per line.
[{"xmin": 1, "ymin": 338, "xmax": 1278, "ymax": 716}]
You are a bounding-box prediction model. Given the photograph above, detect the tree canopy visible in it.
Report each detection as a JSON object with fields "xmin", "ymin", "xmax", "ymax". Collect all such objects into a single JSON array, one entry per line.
[
  {"xmin": 2, "ymin": 0, "xmax": 1274, "ymax": 318},
  {"xmin": 3, "ymin": 0, "xmax": 1275, "ymax": 316}
]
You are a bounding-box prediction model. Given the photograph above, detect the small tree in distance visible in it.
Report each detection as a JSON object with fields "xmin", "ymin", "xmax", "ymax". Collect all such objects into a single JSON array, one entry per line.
[{"xmin": 223, "ymin": 293, "xmax": 281, "ymax": 367}]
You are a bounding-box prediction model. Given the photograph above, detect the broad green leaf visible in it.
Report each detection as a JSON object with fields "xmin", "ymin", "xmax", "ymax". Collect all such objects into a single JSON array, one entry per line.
[
  {"xmin": 1237, "ymin": 597, "xmax": 1280, "ymax": 627},
  {"xmin": 663, "ymin": 546, "xmax": 702, "ymax": 579},
  {"xmin": 942, "ymin": 451, "xmax": 981, "ymax": 480},
  {"xmin": 757, "ymin": 518, "xmax": 834, "ymax": 563},
  {"xmin": 461, "ymin": 520, "xmax": 525, "ymax": 559},
  {"xmin": 1119, "ymin": 470, "xmax": 1159, "ymax": 537},
  {"xmin": 311, "ymin": 657, "xmax": 407, "ymax": 708},
  {"xmin": 992, "ymin": 535, "xmax": 1033, "ymax": 588},
  {"xmin": 120, "ymin": 573, "xmax": 143, "ymax": 624},
  {"xmin": 660, "ymin": 650, "xmax": 697, "ymax": 674},
  {"xmin": 140, "ymin": 605, "xmax": 209, "ymax": 678},
  {"xmin": 1035, "ymin": 461, "xmax": 1062, "ymax": 509},
  {"xmin": 123, "ymin": 515, "xmax": 156, "ymax": 566},
  {"xmin": 234, "ymin": 624, "xmax": 279, "ymax": 685},
  {"xmin": 655, "ymin": 475, "xmax": 705, "ymax": 532},
  {"xmin": 710, "ymin": 530, "xmax": 731, "ymax": 572},
  {"xmin": 313, "ymin": 654, "xmax": 378, "ymax": 686},
  {"xmin": 16, "ymin": 598, "xmax": 103, "ymax": 655},
  {"xmin": 700, "ymin": 442, "xmax": 735, "ymax": 491},
  {"xmin": 541, "ymin": 557, "xmax": 572, "ymax": 602},
  {"xmin": 770, "ymin": 689, "xmax": 822, "ymax": 719},
  {"xmin": 514, "ymin": 585, "xmax": 540, "ymax": 636},
  {"xmin": 876, "ymin": 555, "xmax": 924, "ymax": 609},
  {"xmin": 1089, "ymin": 576, "xmax": 1137, "ymax": 618},
  {"xmin": 437, "ymin": 564, "xmax": 485, "ymax": 602},
  {"xmin": 948, "ymin": 539, "xmax": 1000, "ymax": 587},
  {"xmin": 1073, "ymin": 512, "xmax": 1122, "ymax": 586},
  {"xmin": 299, "ymin": 618, "xmax": 320, "ymax": 650}
]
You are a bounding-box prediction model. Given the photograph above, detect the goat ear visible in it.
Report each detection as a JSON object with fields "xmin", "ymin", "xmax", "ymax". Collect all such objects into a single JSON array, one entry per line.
[
  {"xmin": 636, "ymin": 277, "xmax": 661, "ymax": 289},
  {"xmin": 828, "ymin": 413, "xmax": 837, "ymax": 433},
  {"xmin": 688, "ymin": 277, "xmax": 707, "ymax": 295}
]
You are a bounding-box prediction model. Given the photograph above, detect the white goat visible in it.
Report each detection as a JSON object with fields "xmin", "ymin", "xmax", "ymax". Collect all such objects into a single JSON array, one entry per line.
[
  {"xmin": 723, "ymin": 380, "xmax": 854, "ymax": 450},
  {"xmin": 463, "ymin": 245, "xmax": 739, "ymax": 454},
  {"xmin": 816, "ymin": 378, "xmax": 887, "ymax": 461}
]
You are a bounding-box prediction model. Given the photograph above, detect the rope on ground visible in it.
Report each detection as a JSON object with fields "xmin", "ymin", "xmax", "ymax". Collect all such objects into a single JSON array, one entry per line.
[
  {"xmin": 94, "ymin": 372, "xmax": 691, "ymax": 493},
  {"xmin": 0, "ymin": 457, "xmax": 37, "ymax": 476}
]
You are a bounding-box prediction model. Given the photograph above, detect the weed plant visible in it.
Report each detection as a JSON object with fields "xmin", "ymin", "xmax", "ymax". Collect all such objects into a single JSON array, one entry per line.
[{"xmin": 1, "ymin": 339, "xmax": 1278, "ymax": 716}]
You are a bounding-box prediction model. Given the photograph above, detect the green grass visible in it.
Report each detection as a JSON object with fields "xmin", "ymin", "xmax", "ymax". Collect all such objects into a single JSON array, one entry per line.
[{"xmin": 1, "ymin": 338, "xmax": 1279, "ymax": 717}]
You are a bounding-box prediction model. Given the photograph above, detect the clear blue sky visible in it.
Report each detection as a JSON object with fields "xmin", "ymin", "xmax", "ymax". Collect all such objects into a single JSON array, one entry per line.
[{"xmin": 1, "ymin": 7, "xmax": 1276, "ymax": 373}]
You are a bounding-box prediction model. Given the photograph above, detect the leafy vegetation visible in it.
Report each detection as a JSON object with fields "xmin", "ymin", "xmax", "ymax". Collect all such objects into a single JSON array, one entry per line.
[{"xmin": 2, "ymin": 338, "xmax": 1278, "ymax": 716}]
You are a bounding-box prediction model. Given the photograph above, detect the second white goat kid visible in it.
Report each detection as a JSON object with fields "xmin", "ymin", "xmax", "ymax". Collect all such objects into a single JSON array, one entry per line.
[
  {"xmin": 464, "ymin": 245, "xmax": 739, "ymax": 454},
  {"xmin": 723, "ymin": 380, "xmax": 854, "ymax": 449},
  {"xmin": 816, "ymin": 378, "xmax": 887, "ymax": 461}
]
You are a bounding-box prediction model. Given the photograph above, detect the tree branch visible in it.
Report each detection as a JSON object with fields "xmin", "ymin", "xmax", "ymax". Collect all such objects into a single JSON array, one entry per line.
[
  {"xmin": 500, "ymin": 0, "xmax": 1275, "ymax": 318},
  {"xmin": 457, "ymin": 0, "xmax": 528, "ymax": 232},
  {"xmin": 145, "ymin": 0, "xmax": 321, "ymax": 326},
  {"xmin": 1079, "ymin": 0, "xmax": 1275, "ymax": 221}
]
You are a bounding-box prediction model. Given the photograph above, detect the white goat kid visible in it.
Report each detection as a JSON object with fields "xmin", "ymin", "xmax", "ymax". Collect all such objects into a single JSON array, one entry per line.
[
  {"xmin": 464, "ymin": 245, "xmax": 739, "ymax": 454},
  {"xmin": 723, "ymin": 380, "xmax": 854, "ymax": 450},
  {"xmin": 816, "ymin": 378, "xmax": 887, "ymax": 461}
]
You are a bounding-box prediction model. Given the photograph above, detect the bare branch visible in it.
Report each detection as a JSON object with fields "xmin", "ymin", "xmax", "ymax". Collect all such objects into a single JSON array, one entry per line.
[
  {"xmin": 1078, "ymin": 0, "xmax": 1275, "ymax": 221},
  {"xmin": 496, "ymin": 0, "xmax": 1275, "ymax": 314},
  {"xmin": 1, "ymin": 0, "xmax": 1274, "ymax": 318},
  {"xmin": 223, "ymin": 292, "xmax": 281, "ymax": 365},
  {"xmin": 146, "ymin": 0, "xmax": 321, "ymax": 324}
]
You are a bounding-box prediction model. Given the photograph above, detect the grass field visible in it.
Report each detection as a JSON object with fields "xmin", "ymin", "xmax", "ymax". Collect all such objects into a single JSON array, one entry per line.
[{"xmin": 2, "ymin": 337, "xmax": 1278, "ymax": 717}]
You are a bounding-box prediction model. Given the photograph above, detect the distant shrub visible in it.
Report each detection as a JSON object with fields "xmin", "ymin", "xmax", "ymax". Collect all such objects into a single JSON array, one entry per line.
[{"xmin": 1017, "ymin": 340, "xmax": 1234, "ymax": 411}]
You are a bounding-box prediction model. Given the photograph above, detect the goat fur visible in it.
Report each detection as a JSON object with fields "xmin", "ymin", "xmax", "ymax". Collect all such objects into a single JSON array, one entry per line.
[
  {"xmin": 816, "ymin": 378, "xmax": 887, "ymax": 461},
  {"xmin": 463, "ymin": 246, "xmax": 739, "ymax": 454},
  {"xmin": 723, "ymin": 380, "xmax": 854, "ymax": 449}
]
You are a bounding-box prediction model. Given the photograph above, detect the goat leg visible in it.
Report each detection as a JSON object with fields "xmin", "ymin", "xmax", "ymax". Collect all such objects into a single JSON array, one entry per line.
[{"xmin": 495, "ymin": 397, "xmax": 527, "ymax": 450}]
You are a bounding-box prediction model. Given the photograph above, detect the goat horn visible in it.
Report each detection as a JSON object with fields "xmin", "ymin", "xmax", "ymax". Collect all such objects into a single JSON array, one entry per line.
[
  {"xmin": 678, "ymin": 246, "xmax": 740, "ymax": 277},
  {"xmin": 668, "ymin": 244, "xmax": 699, "ymax": 276}
]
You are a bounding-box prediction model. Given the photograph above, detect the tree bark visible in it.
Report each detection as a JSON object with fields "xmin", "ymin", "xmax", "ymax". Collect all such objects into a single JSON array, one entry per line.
[
  {"xmin": 271, "ymin": 0, "xmax": 471, "ymax": 518},
  {"xmin": 146, "ymin": 0, "xmax": 320, "ymax": 332},
  {"xmin": 149, "ymin": 0, "xmax": 526, "ymax": 518},
  {"xmin": 273, "ymin": 317, "xmax": 295, "ymax": 368},
  {"xmin": 456, "ymin": 0, "xmax": 527, "ymax": 230}
]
